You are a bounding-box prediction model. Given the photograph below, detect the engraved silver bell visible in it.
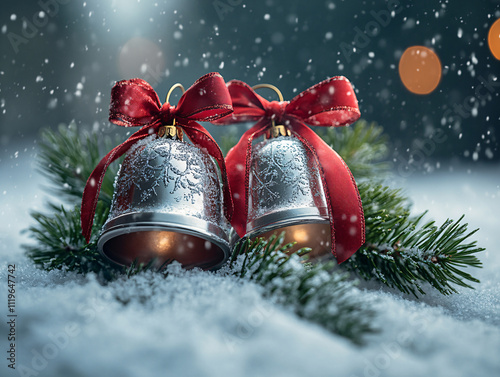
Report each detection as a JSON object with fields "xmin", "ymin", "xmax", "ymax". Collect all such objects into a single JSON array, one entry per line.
[
  {"xmin": 97, "ymin": 126, "xmax": 231, "ymax": 270},
  {"xmin": 246, "ymin": 123, "xmax": 331, "ymax": 259}
]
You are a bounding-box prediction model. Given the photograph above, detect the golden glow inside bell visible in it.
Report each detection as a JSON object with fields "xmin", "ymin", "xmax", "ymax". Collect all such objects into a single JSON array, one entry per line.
[
  {"xmin": 256, "ymin": 223, "xmax": 331, "ymax": 260},
  {"xmin": 101, "ymin": 230, "xmax": 225, "ymax": 270}
]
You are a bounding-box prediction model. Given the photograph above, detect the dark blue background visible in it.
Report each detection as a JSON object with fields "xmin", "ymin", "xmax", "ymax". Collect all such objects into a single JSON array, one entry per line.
[{"xmin": 1, "ymin": 0, "xmax": 498, "ymax": 168}]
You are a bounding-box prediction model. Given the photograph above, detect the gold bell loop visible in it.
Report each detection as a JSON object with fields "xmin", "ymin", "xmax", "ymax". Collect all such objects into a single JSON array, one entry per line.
[
  {"xmin": 252, "ymin": 83, "xmax": 290, "ymax": 139},
  {"xmin": 159, "ymin": 84, "xmax": 187, "ymax": 140},
  {"xmin": 165, "ymin": 83, "xmax": 186, "ymax": 104},
  {"xmin": 252, "ymin": 83, "xmax": 284, "ymax": 102}
]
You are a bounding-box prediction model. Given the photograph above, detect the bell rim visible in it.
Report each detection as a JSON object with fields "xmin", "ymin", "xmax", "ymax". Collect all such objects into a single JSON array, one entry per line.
[
  {"xmin": 246, "ymin": 214, "xmax": 330, "ymax": 240},
  {"xmin": 246, "ymin": 207, "xmax": 329, "ymax": 235},
  {"xmin": 97, "ymin": 212, "xmax": 230, "ymax": 270}
]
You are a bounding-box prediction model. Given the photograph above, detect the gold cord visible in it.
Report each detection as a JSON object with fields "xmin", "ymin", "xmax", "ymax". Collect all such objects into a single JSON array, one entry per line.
[
  {"xmin": 160, "ymin": 83, "xmax": 186, "ymax": 140},
  {"xmin": 252, "ymin": 84, "xmax": 291, "ymax": 138},
  {"xmin": 165, "ymin": 83, "xmax": 186, "ymax": 104},
  {"xmin": 252, "ymin": 83, "xmax": 284, "ymax": 102}
]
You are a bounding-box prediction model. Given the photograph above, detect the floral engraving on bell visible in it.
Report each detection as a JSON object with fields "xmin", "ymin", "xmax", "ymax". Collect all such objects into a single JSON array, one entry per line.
[
  {"xmin": 108, "ymin": 136, "xmax": 223, "ymax": 223},
  {"xmin": 251, "ymin": 138, "xmax": 310, "ymax": 203},
  {"xmin": 247, "ymin": 136, "xmax": 328, "ymax": 228}
]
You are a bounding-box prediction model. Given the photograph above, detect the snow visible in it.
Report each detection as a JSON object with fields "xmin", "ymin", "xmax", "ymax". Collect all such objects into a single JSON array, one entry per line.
[{"xmin": 1, "ymin": 150, "xmax": 500, "ymax": 377}]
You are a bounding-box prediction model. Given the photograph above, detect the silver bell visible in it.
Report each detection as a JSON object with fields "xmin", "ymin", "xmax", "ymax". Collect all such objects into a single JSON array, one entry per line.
[
  {"xmin": 246, "ymin": 124, "xmax": 331, "ymax": 259},
  {"xmin": 97, "ymin": 126, "xmax": 231, "ymax": 270}
]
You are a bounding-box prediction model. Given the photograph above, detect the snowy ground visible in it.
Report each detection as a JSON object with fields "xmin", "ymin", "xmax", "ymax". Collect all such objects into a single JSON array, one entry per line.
[{"xmin": 1, "ymin": 143, "xmax": 499, "ymax": 377}]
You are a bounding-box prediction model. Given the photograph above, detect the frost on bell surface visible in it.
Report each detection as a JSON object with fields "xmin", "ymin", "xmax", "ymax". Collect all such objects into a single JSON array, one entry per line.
[
  {"xmin": 107, "ymin": 136, "xmax": 227, "ymax": 228},
  {"xmin": 248, "ymin": 136, "xmax": 327, "ymax": 222}
]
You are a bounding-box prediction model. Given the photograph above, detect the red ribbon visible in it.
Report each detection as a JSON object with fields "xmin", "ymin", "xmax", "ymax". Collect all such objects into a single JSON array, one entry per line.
[
  {"xmin": 214, "ymin": 77, "xmax": 365, "ymax": 263},
  {"xmin": 81, "ymin": 72, "xmax": 234, "ymax": 243}
]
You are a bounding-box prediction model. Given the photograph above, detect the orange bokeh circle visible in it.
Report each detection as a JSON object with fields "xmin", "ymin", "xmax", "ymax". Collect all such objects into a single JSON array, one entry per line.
[
  {"xmin": 398, "ymin": 46, "xmax": 442, "ymax": 95},
  {"xmin": 488, "ymin": 18, "xmax": 500, "ymax": 60}
]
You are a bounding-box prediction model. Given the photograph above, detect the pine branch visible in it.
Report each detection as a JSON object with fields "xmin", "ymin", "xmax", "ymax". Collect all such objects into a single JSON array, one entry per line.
[
  {"xmin": 37, "ymin": 123, "xmax": 118, "ymax": 205},
  {"xmin": 344, "ymin": 182, "xmax": 484, "ymax": 296},
  {"xmin": 219, "ymin": 126, "xmax": 240, "ymax": 156},
  {"xmin": 317, "ymin": 122, "xmax": 483, "ymax": 295},
  {"xmin": 317, "ymin": 120, "xmax": 390, "ymax": 179},
  {"xmin": 231, "ymin": 234, "xmax": 376, "ymax": 344},
  {"xmin": 24, "ymin": 202, "xmax": 121, "ymax": 280}
]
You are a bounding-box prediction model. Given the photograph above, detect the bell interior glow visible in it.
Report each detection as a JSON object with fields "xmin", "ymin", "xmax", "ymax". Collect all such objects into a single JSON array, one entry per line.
[{"xmin": 100, "ymin": 230, "xmax": 225, "ymax": 270}]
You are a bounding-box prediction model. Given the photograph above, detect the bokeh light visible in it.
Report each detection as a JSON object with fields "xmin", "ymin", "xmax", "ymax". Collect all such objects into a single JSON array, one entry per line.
[
  {"xmin": 398, "ymin": 46, "xmax": 442, "ymax": 95},
  {"xmin": 488, "ymin": 18, "xmax": 500, "ymax": 60}
]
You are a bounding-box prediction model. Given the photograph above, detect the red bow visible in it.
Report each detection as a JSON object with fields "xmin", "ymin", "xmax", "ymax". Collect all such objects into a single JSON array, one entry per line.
[
  {"xmin": 214, "ymin": 77, "xmax": 365, "ymax": 263},
  {"xmin": 81, "ymin": 72, "xmax": 233, "ymax": 242}
]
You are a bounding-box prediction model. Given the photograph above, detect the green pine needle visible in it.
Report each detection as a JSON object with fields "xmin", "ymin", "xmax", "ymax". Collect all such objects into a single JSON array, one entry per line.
[
  {"xmin": 345, "ymin": 182, "xmax": 483, "ymax": 296},
  {"xmin": 317, "ymin": 120, "xmax": 390, "ymax": 179},
  {"xmin": 37, "ymin": 122, "xmax": 118, "ymax": 205},
  {"xmin": 24, "ymin": 202, "xmax": 122, "ymax": 280},
  {"xmin": 231, "ymin": 234, "xmax": 376, "ymax": 344}
]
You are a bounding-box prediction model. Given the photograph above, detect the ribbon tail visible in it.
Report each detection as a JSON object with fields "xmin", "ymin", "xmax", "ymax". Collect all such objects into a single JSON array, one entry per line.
[
  {"xmin": 290, "ymin": 121, "xmax": 365, "ymax": 263},
  {"xmin": 80, "ymin": 126, "xmax": 157, "ymax": 243},
  {"xmin": 225, "ymin": 120, "xmax": 269, "ymax": 237},
  {"xmin": 181, "ymin": 121, "xmax": 234, "ymax": 222}
]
